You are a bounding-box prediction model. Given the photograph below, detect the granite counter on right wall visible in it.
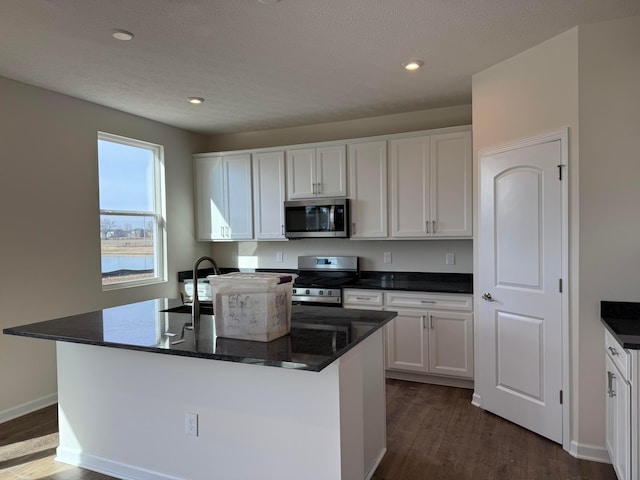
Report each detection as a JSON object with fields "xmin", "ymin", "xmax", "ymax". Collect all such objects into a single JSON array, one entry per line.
[{"xmin": 601, "ymin": 301, "xmax": 640, "ymax": 349}]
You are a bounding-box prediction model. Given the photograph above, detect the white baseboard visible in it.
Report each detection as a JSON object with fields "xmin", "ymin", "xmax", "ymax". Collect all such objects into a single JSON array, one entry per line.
[
  {"xmin": 364, "ymin": 447, "xmax": 387, "ymax": 480},
  {"xmin": 471, "ymin": 392, "xmax": 481, "ymax": 407},
  {"xmin": 569, "ymin": 441, "xmax": 611, "ymax": 464},
  {"xmin": 0, "ymin": 393, "xmax": 58, "ymax": 424},
  {"xmin": 56, "ymin": 447, "xmax": 184, "ymax": 480},
  {"xmin": 385, "ymin": 371, "xmax": 474, "ymax": 389}
]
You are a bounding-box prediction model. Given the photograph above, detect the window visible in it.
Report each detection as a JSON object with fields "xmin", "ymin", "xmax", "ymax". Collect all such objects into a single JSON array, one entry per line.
[{"xmin": 98, "ymin": 132, "xmax": 166, "ymax": 288}]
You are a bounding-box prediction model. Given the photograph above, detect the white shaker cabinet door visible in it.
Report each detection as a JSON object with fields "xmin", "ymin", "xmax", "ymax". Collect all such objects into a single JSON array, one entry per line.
[
  {"xmin": 195, "ymin": 155, "xmax": 227, "ymax": 241},
  {"xmin": 427, "ymin": 310, "xmax": 473, "ymax": 378},
  {"xmin": 389, "ymin": 136, "xmax": 430, "ymax": 238},
  {"xmin": 385, "ymin": 310, "xmax": 430, "ymax": 373},
  {"xmin": 253, "ymin": 151, "xmax": 286, "ymax": 240},
  {"xmin": 225, "ymin": 154, "xmax": 253, "ymax": 240},
  {"xmin": 348, "ymin": 141, "xmax": 387, "ymax": 239},
  {"xmin": 430, "ymin": 131, "xmax": 472, "ymax": 237},
  {"xmin": 316, "ymin": 145, "xmax": 347, "ymax": 197},
  {"xmin": 605, "ymin": 353, "xmax": 631, "ymax": 480},
  {"xmin": 194, "ymin": 154, "xmax": 252, "ymax": 241},
  {"xmin": 286, "ymin": 148, "xmax": 316, "ymax": 199}
]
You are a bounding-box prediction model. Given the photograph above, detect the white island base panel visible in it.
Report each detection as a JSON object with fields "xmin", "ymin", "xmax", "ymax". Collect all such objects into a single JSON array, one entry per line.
[{"xmin": 54, "ymin": 329, "xmax": 386, "ymax": 480}]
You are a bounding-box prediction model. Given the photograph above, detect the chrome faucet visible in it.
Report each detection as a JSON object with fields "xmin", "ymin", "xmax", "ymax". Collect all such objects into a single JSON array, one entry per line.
[{"xmin": 191, "ymin": 256, "xmax": 220, "ymax": 325}]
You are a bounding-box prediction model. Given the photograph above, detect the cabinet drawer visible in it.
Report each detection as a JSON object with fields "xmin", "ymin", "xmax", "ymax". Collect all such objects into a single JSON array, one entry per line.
[
  {"xmin": 385, "ymin": 292, "xmax": 472, "ymax": 312},
  {"xmin": 605, "ymin": 329, "xmax": 631, "ymax": 381},
  {"xmin": 343, "ymin": 289, "xmax": 384, "ymax": 307}
]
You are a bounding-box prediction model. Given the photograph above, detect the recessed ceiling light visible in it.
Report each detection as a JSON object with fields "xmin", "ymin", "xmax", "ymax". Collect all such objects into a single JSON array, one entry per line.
[
  {"xmin": 257, "ymin": 0, "xmax": 281, "ymax": 4},
  {"xmin": 188, "ymin": 97, "xmax": 205, "ymax": 105},
  {"xmin": 112, "ymin": 29, "xmax": 134, "ymax": 41},
  {"xmin": 403, "ymin": 60, "xmax": 424, "ymax": 71}
]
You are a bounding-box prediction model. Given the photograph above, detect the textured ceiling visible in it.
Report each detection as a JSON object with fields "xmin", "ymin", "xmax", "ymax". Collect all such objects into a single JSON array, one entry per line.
[{"xmin": 0, "ymin": 0, "xmax": 638, "ymax": 134}]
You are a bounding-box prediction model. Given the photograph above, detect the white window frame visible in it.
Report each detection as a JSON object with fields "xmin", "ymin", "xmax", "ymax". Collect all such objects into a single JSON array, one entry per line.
[{"xmin": 98, "ymin": 132, "xmax": 167, "ymax": 289}]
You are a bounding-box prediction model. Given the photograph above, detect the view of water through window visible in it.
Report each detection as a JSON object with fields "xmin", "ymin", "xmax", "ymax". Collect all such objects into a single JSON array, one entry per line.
[{"xmin": 98, "ymin": 134, "xmax": 164, "ymax": 286}]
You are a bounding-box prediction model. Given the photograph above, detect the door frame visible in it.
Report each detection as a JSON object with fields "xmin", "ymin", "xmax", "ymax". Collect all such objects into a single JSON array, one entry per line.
[{"xmin": 474, "ymin": 127, "xmax": 570, "ymax": 452}]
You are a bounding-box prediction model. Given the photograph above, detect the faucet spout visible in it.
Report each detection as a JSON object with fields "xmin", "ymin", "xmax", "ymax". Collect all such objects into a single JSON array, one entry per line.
[{"xmin": 191, "ymin": 256, "xmax": 220, "ymax": 324}]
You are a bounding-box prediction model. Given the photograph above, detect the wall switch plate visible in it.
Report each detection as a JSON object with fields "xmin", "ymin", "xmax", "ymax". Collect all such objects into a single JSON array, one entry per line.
[
  {"xmin": 445, "ymin": 252, "xmax": 455, "ymax": 265},
  {"xmin": 383, "ymin": 252, "xmax": 392, "ymax": 264},
  {"xmin": 185, "ymin": 412, "xmax": 198, "ymax": 437},
  {"xmin": 276, "ymin": 251, "xmax": 284, "ymax": 263}
]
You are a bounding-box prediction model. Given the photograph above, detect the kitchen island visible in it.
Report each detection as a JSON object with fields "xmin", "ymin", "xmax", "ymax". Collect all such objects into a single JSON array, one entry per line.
[{"xmin": 4, "ymin": 299, "xmax": 396, "ymax": 480}]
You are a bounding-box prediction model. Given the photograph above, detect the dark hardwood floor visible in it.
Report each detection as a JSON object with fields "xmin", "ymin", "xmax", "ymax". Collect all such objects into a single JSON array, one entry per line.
[
  {"xmin": 373, "ymin": 380, "xmax": 616, "ymax": 480},
  {"xmin": 0, "ymin": 380, "xmax": 616, "ymax": 480}
]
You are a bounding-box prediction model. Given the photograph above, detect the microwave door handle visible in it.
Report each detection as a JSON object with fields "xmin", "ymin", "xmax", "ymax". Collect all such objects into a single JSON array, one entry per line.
[{"xmin": 329, "ymin": 205, "xmax": 336, "ymax": 231}]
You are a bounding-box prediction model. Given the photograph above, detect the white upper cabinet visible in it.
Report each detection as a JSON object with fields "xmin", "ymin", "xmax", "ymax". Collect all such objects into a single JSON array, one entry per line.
[
  {"xmin": 389, "ymin": 136, "xmax": 431, "ymax": 238},
  {"xmin": 389, "ymin": 130, "xmax": 472, "ymax": 238},
  {"xmin": 195, "ymin": 155, "xmax": 225, "ymax": 241},
  {"xmin": 348, "ymin": 140, "xmax": 388, "ymax": 239},
  {"xmin": 286, "ymin": 145, "xmax": 347, "ymax": 199},
  {"xmin": 252, "ymin": 151, "xmax": 286, "ymax": 240},
  {"xmin": 430, "ymin": 131, "xmax": 472, "ymax": 237},
  {"xmin": 194, "ymin": 126, "xmax": 471, "ymax": 242},
  {"xmin": 194, "ymin": 153, "xmax": 253, "ymax": 241}
]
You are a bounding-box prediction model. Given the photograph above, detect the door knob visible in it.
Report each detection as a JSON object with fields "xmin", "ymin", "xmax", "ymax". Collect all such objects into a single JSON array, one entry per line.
[{"xmin": 482, "ymin": 293, "xmax": 494, "ymax": 301}]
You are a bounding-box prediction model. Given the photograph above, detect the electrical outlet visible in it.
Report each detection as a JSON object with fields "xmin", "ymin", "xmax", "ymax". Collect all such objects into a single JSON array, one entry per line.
[
  {"xmin": 185, "ymin": 412, "xmax": 198, "ymax": 437},
  {"xmin": 383, "ymin": 252, "xmax": 392, "ymax": 264},
  {"xmin": 445, "ymin": 252, "xmax": 455, "ymax": 265},
  {"xmin": 276, "ymin": 251, "xmax": 284, "ymax": 263}
]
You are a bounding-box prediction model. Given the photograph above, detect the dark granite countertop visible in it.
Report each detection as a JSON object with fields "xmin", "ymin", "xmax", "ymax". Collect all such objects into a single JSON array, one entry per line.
[
  {"xmin": 3, "ymin": 299, "xmax": 396, "ymax": 372},
  {"xmin": 601, "ymin": 301, "xmax": 640, "ymax": 349},
  {"xmin": 178, "ymin": 269, "xmax": 473, "ymax": 294},
  {"xmin": 345, "ymin": 272, "xmax": 473, "ymax": 294}
]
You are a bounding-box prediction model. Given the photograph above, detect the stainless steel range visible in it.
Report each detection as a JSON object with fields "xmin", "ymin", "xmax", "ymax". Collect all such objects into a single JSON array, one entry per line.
[{"xmin": 292, "ymin": 256, "xmax": 358, "ymax": 306}]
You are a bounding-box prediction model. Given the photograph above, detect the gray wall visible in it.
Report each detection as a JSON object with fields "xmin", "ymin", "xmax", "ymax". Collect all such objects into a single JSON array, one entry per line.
[{"xmin": 0, "ymin": 76, "xmax": 210, "ymax": 420}]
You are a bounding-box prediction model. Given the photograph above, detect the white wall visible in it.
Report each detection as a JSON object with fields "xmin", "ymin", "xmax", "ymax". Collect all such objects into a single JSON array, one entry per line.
[
  {"xmin": 577, "ymin": 15, "xmax": 640, "ymax": 449},
  {"xmin": 472, "ymin": 26, "xmax": 581, "ymax": 446},
  {"xmin": 0, "ymin": 76, "xmax": 210, "ymax": 420},
  {"xmin": 212, "ymin": 239, "xmax": 473, "ymax": 273},
  {"xmin": 472, "ymin": 15, "xmax": 640, "ymax": 455},
  {"xmin": 205, "ymin": 104, "xmax": 472, "ymax": 152}
]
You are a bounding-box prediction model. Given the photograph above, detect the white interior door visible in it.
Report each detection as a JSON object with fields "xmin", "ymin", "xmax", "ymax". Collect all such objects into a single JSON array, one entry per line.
[{"xmin": 478, "ymin": 134, "xmax": 565, "ymax": 444}]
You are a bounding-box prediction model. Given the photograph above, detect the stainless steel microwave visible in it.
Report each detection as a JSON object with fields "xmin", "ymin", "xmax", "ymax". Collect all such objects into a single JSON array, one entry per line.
[{"xmin": 284, "ymin": 198, "xmax": 350, "ymax": 238}]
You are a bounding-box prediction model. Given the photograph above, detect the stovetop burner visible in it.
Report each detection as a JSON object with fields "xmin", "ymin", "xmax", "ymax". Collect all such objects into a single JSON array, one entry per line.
[{"xmin": 292, "ymin": 256, "xmax": 359, "ymax": 306}]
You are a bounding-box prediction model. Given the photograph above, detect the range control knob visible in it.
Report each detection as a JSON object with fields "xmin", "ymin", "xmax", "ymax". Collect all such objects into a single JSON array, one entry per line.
[
  {"xmin": 305, "ymin": 289, "xmax": 310, "ymax": 295},
  {"xmin": 327, "ymin": 290, "xmax": 332, "ymax": 296},
  {"xmin": 293, "ymin": 289, "xmax": 297, "ymax": 294},
  {"xmin": 319, "ymin": 290, "xmax": 324, "ymax": 296}
]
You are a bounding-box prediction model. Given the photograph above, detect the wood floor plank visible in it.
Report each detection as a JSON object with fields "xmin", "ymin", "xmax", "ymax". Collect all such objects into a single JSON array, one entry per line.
[{"xmin": 1, "ymin": 380, "xmax": 617, "ymax": 480}]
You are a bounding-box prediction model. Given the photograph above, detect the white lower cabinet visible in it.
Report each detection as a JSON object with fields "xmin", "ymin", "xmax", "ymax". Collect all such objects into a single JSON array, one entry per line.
[
  {"xmin": 342, "ymin": 289, "xmax": 383, "ymax": 308},
  {"xmin": 343, "ymin": 289, "xmax": 473, "ymax": 381},
  {"xmin": 386, "ymin": 309, "xmax": 429, "ymax": 373},
  {"xmin": 385, "ymin": 302, "xmax": 473, "ymax": 379},
  {"xmin": 605, "ymin": 330, "xmax": 632, "ymax": 480},
  {"xmin": 427, "ymin": 310, "xmax": 474, "ymax": 378}
]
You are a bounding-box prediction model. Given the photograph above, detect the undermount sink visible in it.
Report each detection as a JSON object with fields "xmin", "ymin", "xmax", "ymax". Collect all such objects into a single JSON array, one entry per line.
[{"xmin": 161, "ymin": 304, "xmax": 214, "ymax": 315}]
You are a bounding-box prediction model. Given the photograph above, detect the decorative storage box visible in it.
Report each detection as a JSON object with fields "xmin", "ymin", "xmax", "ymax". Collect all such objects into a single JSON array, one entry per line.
[{"xmin": 207, "ymin": 272, "xmax": 297, "ymax": 342}]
